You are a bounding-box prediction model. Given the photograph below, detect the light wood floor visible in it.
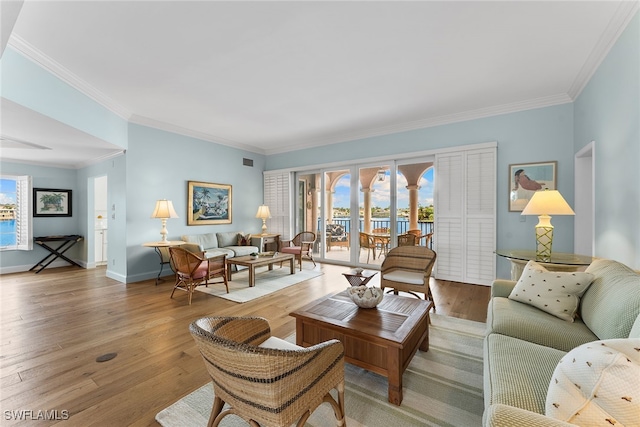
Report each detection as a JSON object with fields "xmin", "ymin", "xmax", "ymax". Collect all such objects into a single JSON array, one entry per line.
[{"xmin": 0, "ymin": 263, "xmax": 490, "ymax": 426}]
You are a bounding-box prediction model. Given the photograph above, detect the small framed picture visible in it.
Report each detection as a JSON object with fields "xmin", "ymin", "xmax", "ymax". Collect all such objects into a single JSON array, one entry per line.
[
  {"xmin": 33, "ymin": 188, "xmax": 73, "ymax": 217},
  {"xmin": 187, "ymin": 181, "xmax": 232, "ymax": 225},
  {"xmin": 508, "ymin": 161, "xmax": 557, "ymax": 212}
]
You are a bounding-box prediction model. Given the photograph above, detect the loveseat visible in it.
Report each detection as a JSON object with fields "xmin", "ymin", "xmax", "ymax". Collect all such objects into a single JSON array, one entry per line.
[
  {"xmin": 483, "ymin": 258, "xmax": 640, "ymax": 426},
  {"xmin": 325, "ymin": 223, "xmax": 349, "ymax": 250},
  {"xmin": 181, "ymin": 231, "xmax": 259, "ymax": 259}
]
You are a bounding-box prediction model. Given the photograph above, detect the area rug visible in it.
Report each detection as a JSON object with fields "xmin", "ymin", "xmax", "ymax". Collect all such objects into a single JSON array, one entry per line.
[
  {"xmin": 194, "ymin": 266, "xmax": 323, "ymax": 303},
  {"xmin": 156, "ymin": 313, "xmax": 486, "ymax": 427}
]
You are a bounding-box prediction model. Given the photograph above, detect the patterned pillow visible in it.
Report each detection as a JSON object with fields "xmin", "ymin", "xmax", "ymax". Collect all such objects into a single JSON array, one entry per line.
[
  {"xmin": 508, "ymin": 260, "xmax": 594, "ymax": 322},
  {"xmin": 546, "ymin": 338, "xmax": 640, "ymax": 426},
  {"xmin": 237, "ymin": 233, "xmax": 252, "ymax": 246}
]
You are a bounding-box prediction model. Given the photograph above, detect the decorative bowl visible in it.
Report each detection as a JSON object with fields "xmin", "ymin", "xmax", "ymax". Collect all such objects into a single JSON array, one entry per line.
[{"xmin": 347, "ymin": 285, "xmax": 384, "ymax": 308}]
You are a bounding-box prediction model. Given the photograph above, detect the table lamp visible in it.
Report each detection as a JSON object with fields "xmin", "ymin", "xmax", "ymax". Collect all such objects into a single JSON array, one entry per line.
[
  {"xmin": 255, "ymin": 205, "xmax": 271, "ymax": 235},
  {"xmin": 521, "ymin": 190, "xmax": 574, "ymax": 260},
  {"xmin": 151, "ymin": 199, "xmax": 179, "ymax": 243}
]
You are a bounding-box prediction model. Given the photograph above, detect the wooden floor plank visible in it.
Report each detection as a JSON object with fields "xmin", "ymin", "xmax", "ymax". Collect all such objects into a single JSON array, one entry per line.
[{"xmin": 0, "ymin": 263, "xmax": 489, "ymax": 426}]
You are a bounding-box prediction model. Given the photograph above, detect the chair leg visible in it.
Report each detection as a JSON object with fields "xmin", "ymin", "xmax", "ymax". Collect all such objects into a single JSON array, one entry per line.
[{"xmin": 208, "ymin": 395, "xmax": 225, "ymax": 427}]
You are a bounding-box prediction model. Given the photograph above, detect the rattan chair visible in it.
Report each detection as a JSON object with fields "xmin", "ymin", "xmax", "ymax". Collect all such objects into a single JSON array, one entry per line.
[
  {"xmin": 190, "ymin": 316, "xmax": 346, "ymax": 427},
  {"xmin": 169, "ymin": 247, "xmax": 228, "ymax": 305},
  {"xmin": 407, "ymin": 229, "xmax": 433, "ymax": 247},
  {"xmin": 359, "ymin": 232, "xmax": 376, "ymax": 263},
  {"xmin": 397, "ymin": 233, "xmax": 417, "ymax": 246},
  {"xmin": 380, "ymin": 245, "xmax": 437, "ymax": 307},
  {"xmin": 280, "ymin": 231, "xmax": 316, "ymax": 271}
]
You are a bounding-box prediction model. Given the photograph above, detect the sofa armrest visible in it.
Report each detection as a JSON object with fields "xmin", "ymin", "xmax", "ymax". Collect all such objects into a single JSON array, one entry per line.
[
  {"xmin": 491, "ymin": 280, "xmax": 517, "ymax": 298},
  {"xmin": 484, "ymin": 404, "xmax": 575, "ymax": 427}
]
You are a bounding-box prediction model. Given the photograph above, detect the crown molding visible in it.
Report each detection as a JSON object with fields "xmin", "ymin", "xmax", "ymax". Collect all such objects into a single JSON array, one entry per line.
[
  {"xmin": 128, "ymin": 114, "xmax": 267, "ymax": 155},
  {"xmin": 568, "ymin": 1, "xmax": 639, "ymax": 100},
  {"xmin": 264, "ymin": 93, "xmax": 573, "ymax": 155},
  {"xmin": 7, "ymin": 35, "xmax": 131, "ymax": 120}
]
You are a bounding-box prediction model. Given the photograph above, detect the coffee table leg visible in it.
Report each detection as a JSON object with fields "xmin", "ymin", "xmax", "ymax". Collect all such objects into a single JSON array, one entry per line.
[
  {"xmin": 249, "ymin": 266, "xmax": 255, "ymax": 287},
  {"xmin": 226, "ymin": 263, "xmax": 232, "ymax": 282},
  {"xmin": 387, "ymin": 347, "xmax": 403, "ymax": 405}
]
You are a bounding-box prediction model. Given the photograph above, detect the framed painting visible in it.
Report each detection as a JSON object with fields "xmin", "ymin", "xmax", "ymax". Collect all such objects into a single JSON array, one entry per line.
[
  {"xmin": 33, "ymin": 188, "xmax": 72, "ymax": 217},
  {"xmin": 187, "ymin": 181, "xmax": 232, "ymax": 225},
  {"xmin": 508, "ymin": 161, "xmax": 557, "ymax": 211}
]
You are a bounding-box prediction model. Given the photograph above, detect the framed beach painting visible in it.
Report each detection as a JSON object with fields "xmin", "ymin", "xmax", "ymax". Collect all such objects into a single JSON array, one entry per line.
[
  {"xmin": 508, "ymin": 161, "xmax": 557, "ymax": 212},
  {"xmin": 33, "ymin": 188, "xmax": 73, "ymax": 217},
  {"xmin": 187, "ymin": 181, "xmax": 232, "ymax": 225}
]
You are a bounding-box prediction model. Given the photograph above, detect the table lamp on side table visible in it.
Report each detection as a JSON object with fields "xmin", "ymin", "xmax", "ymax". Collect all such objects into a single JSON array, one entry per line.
[
  {"xmin": 256, "ymin": 205, "xmax": 271, "ymax": 236},
  {"xmin": 151, "ymin": 199, "xmax": 179, "ymax": 243},
  {"xmin": 521, "ymin": 190, "xmax": 574, "ymax": 260}
]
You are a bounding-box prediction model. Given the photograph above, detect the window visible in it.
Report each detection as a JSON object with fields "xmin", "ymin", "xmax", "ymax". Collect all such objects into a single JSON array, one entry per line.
[{"xmin": 0, "ymin": 175, "xmax": 32, "ymax": 251}]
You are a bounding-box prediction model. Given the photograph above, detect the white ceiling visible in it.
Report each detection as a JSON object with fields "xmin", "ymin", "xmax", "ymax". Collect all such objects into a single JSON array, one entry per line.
[{"xmin": 1, "ymin": 1, "xmax": 638, "ymax": 168}]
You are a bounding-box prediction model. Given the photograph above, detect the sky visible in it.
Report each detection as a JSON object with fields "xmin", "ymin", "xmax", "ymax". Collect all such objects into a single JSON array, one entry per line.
[
  {"xmin": 0, "ymin": 179, "xmax": 16, "ymax": 204},
  {"xmin": 332, "ymin": 168, "xmax": 434, "ymax": 209}
]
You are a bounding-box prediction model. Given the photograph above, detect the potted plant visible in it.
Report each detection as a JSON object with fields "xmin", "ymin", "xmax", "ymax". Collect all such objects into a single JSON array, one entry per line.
[{"xmin": 250, "ymin": 252, "xmax": 259, "ymax": 260}]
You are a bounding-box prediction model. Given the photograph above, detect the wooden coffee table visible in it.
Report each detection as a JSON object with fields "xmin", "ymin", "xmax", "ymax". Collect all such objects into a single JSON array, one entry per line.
[
  {"xmin": 290, "ymin": 291, "xmax": 433, "ymax": 405},
  {"xmin": 226, "ymin": 253, "xmax": 295, "ymax": 287}
]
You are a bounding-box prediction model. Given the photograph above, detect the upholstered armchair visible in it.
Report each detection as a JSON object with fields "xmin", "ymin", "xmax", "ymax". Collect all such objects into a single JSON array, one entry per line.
[
  {"xmin": 325, "ymin": 224, "xmax": 349, "ymax": 250},
  {"xmin": 168, "ymin": 247, "xmax": 228, "ymax": 305},
  {"xmin": 190, "ymin": 316, "xmax": 346, "ymax": 427},
  {"xmin": 280, "ymin": 231, "xmax": 316, "ymax": 271},
  {"xmin": 380, "ymin": 245, "xmax": 437, "ymax": 307}
]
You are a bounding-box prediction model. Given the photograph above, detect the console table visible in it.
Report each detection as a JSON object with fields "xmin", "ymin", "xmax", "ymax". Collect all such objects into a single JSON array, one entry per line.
[
  {"xmin": 31, "ymin": 235, "xmax": 84, "ymax": 273},
  {"xmin": 495, "ymin": 249, "xmax": 595, "ymax": 280},
  {"xmin": 142, "ymin": 241, "xmax": 185, "ymax": 285}
]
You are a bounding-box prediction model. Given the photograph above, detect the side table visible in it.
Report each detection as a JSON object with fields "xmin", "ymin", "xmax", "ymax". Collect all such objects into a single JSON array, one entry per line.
[
  {"xmin": 251, "ymin": 233, "xmax": 280, "ymax": 252},
  {"xmin": 342, "ymin": 268, "xmax": 378, "ymax": 287},
  {"xmin": 495, "ymin": 249, "xmax": 594, "ymax": 280},
  {"xmin": 142, "ymin": 241, "xmax": 185, "ymax": 285}
]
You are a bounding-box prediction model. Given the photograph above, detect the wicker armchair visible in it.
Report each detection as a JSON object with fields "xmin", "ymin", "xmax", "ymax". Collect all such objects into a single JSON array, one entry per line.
[
  {"xmin": 190, "ymin": 316, "xmax": 346, "ymax": 427},
  {"xmin": 397, "ymin": 233, "xmax": 417, "ymax": 246},
  {"xmin": 169, "ymin": 247, "xmax": 228, "ymax": 305},
  {"xmin": 359, "ymin": 232, "xmax": 376, "ymax": 263},
  {"xmin": 280, "ymin": 231, "xmax": 316, "ymax": 271},
  {"xmin": 380, "ymin": 246, "xmax": 437, "ymax": 307},
  {"xmin": 407, "ymin": 229, "xmax": 433, "ymax": 247}
]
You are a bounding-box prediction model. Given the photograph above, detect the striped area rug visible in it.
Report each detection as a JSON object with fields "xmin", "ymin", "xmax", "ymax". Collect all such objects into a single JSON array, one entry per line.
[{"xmin": 156, "ymin": 313, "xmax": 486, "ymax": 427}]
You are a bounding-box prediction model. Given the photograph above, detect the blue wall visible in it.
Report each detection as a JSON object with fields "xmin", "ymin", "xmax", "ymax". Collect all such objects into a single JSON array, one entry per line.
[{"xmin": 574, "ymin": 11, "xmax": 639, "ymax": 268}]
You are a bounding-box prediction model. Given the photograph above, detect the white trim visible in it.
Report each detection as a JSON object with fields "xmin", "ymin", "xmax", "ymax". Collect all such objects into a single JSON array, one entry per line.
[
  {"xmin": 265, "ymin": 141, "xmax": 498, "ymax": 175},
  {"xmin": 7, "ymin": 35, "xmax": 131, "ymax": 120},
  {"xmin": 264, "ymin": 97, "xmax": 569, "ymax": 155},
  {"xmin": 574, "ymin": 141, "xmax": 595, "ymax": 257},
  {"xmin": 568, "ymin": 1, "xmax": 640, "ymax": 99}
]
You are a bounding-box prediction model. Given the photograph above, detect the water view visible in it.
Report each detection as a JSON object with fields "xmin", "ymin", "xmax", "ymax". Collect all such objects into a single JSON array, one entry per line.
[{"xmin": 0, "ymin": 219, "xmax": 17, "ymax": 246}]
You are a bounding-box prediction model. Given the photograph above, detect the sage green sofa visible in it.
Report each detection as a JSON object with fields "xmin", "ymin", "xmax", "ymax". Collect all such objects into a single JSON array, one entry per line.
[
  {"xmin": 180, "ymin": 231, "xmax": 259, "ymax": 259},
  {"xmin": 483, "ymin": 259, "xmax": 640, "ymax": 426}
]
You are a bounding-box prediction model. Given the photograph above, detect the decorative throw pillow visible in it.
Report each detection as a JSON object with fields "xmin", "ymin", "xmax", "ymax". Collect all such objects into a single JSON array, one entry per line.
[
  {"xmin": 237, "ymin": 233, "xmax": 252, "ymax": 246},
  {"xmin": 508, "ymin": 260, "xmax": 594, "ymax": 322},
  {"xmin": 546, "ymin": 338, "xmax": 640, "ymax": 426}
]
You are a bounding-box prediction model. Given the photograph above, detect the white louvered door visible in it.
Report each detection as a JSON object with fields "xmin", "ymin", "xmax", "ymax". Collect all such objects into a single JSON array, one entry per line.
[
  {"xmin": 435, "ymin": 146, "xmax": 496, "ymax": 285},
  {"xmin": 263, "ymin": 171, "xmax": 292, "ymax": 241}
]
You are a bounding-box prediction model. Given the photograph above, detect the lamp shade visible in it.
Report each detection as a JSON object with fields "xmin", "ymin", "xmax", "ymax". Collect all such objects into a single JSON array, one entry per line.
[
  {"xmin": 255, "ymin": 205, "xmax": 272, "ymax": 219},
  {"xmin": 151, "ymin": 199, "xmax": 179, "ymax": 219},
  {"xmin": 521, "ymin": 190, "xmax": 575, "ymax": 216}
]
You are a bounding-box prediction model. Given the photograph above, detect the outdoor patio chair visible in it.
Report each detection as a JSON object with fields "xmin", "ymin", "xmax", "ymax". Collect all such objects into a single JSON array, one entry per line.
[
  {"xmin": 397, "ymin": 233, "xmax": 417, "ymax": 246},
  {"xmin": 407, "ymin": 229, "xmax": 433, "ymax": 247},
  {"xmin": 325, "ymin": 223, "xmax": 349, "ymax": 250},
  {"xmin": 380, "ymin": 245, "xmax": 437, "ymax": 307},
  {"xmin": 359, "ymin": 232, "xmax": 376, "ymax": 263},
  {"xmin": 189, "ymin": 316, "xmax": 346, "ymax": 427},
  {"xmin": 168, "ymin": 247, "xmax": 228, "ymax": 305},
  {"xmin": 280, "ymin": 231, "xmax": 317, "ymax": 271}
]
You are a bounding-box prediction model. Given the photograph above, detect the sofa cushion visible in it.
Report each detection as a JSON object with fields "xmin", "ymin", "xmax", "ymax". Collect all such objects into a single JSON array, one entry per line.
[
  {"xmin": 581, "ymin": 259, "xmax": 640, "ymax": 340},
  {"xmin": 488, "ymin": 298, "xmax": 598, "ymax": 352},
  {"xmin": 382, "ymin": 270, "xmax": 423, "ymax": 285},
  {"xmin": 545, "ymin": 338, "xmax": 640, "ymax": 426},
  {"xmin": 217, "ymin": 231, "xmax": 243, "ymax": 248},
  {"xmin": 226, "ymin": 245, "xmax": 259, "ymax": 257},
  {"xmin": 181, "ymin": 233, "xmax": 218, "ymax": 250},
  {"xmin": 508, "ymin": 260, "xmax": 594, "ymax": 322},
  {"xmin": 484, "ymin": 333, "xmax": 566, "ymax": 414},
  {"xmin": 204, "ymin": 248, "xmax": 234, "ymax": 259}
]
